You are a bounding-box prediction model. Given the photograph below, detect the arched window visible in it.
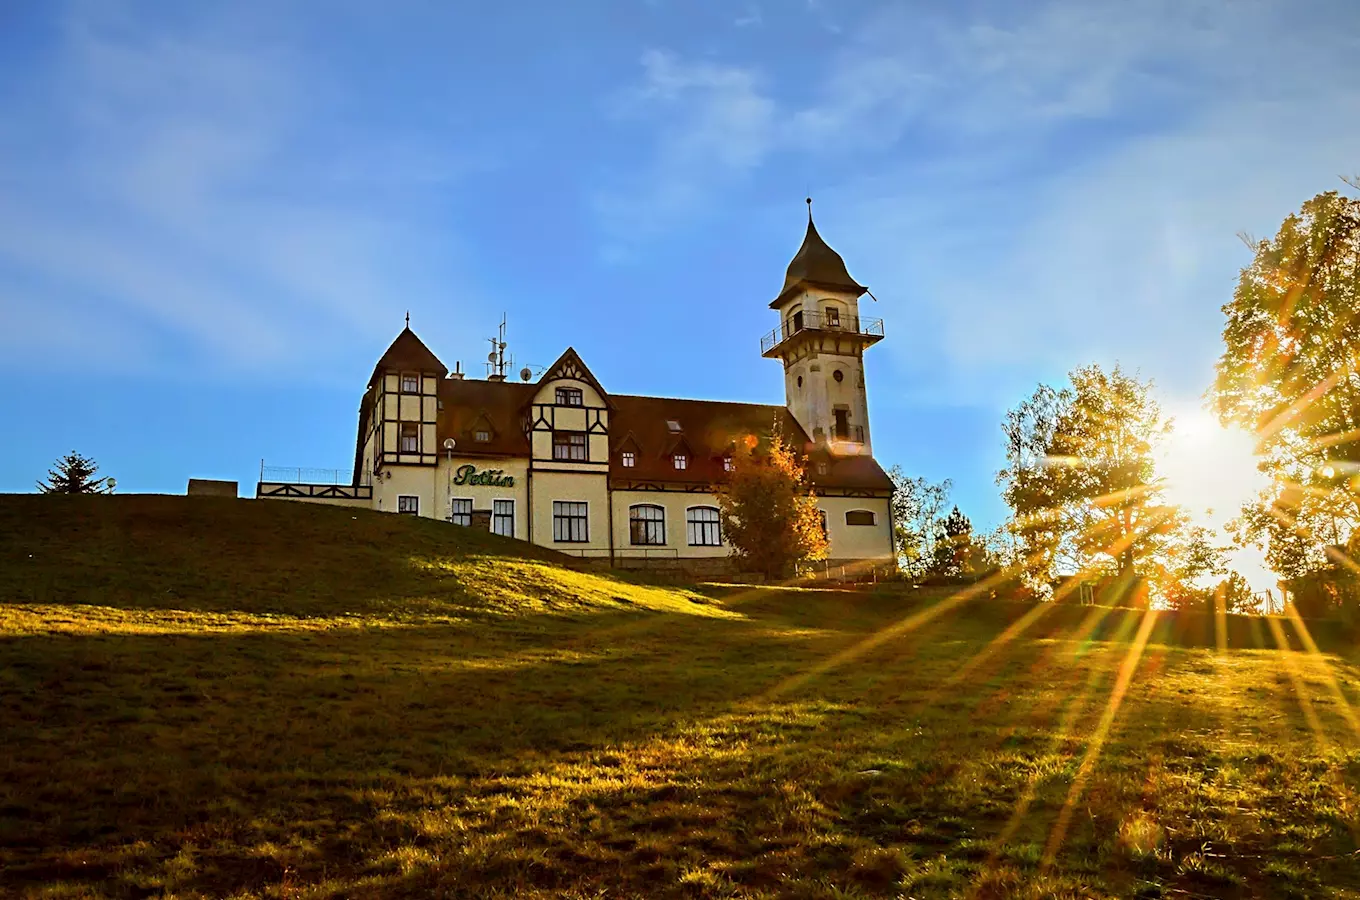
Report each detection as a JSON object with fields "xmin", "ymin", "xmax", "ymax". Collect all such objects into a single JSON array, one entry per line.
[
  {"xmin": 629, "ymin": 504, "xmax": 666, "ymax": 545},
  {"xmin": 845, "ymin": 510, "xmax": 876, "ymax": 526},
  {"xmin": 686, "ymin": 506, "xmax": 721, "ymax": 546}
]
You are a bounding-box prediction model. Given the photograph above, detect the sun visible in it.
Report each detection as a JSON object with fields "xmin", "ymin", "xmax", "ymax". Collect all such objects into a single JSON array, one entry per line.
[
  {"xmin": 1158, "ymin": 407, "xmax": 1276, "ymax": 590},
  {"xmin": 1159, "ymin": 409, "xmax": 1267, "ymax": 527}
]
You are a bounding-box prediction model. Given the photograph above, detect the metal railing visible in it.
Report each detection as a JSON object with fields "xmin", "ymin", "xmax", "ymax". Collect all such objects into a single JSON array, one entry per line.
[
  {"xmin": 833, "ymin": 425, "xmax": 866, "ymax": 444},
  {"xmin": 259, "ymin": 463, "xmax": 356, "ymax": 485},
  {"xmin": 761, "ymin": 311, "xmax": 884, "ymax": 355}
]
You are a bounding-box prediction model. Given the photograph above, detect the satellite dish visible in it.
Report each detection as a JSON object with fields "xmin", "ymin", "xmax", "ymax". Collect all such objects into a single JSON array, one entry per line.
[
  {"xmin": 487, "ymin": 350, "xmax": 498, "ymax": 362},
  {"xmin": 442, "ymin": 438, "xmax": 456, "ymax": 450},
  {"xmin": 520, "ymin": 367, "xmax": 532, "ymax": 382}
]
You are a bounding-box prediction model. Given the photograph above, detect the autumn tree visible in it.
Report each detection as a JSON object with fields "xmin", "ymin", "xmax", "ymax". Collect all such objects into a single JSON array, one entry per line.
[
  {"xmin": 998, "ymin": 364, "xmax": 1180, "ymax": 592},
  {"xmin": 718, "ymin": 434, "xmax": 828, "ymax": 579},
  {"xmin": 887, "ymin": 468, "xmax": 952, "ymax": 579},
  {"xmin": 1212, "ymin": 189, "xmax": 1360, "ymax": 576},
  {"xmin": 37, "ymin": 452, "xmax": 115, "ymax": 494}
]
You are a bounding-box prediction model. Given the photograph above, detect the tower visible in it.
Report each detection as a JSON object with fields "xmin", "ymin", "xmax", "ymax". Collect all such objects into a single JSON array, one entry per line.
[{"xmin": 761, "ymin": 200, "xmax": 884, "ymax": 455}]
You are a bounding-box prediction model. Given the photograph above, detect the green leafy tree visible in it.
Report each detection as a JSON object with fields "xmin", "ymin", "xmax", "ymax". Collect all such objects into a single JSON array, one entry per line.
[
  {"xmin": 998, "ymin": 364, "xmax": 1180, "ymax": 593},
  {"xmin": 37, "ymin": 452, "xmax": 114, "ymax": 495},
  {"xmin": 718, "ymin": 434, "xmax": 828, "ymax": 579},
  {"xmin": 1158, "ymin": 525, "xmax": 1229, "ymax": 610},
  {"xmin": 887, "ymin": 468, "xmax": 952, "ymax": 579},
  {"xmin": 1213, "ymin": 189, "xmax": 1360, "ymax": 576}
]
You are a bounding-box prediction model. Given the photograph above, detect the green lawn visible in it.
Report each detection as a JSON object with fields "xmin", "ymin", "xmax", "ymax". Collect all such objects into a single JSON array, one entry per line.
[{"xmin": 3, "ymin": 495, "xmax": 1360, "ymax": 898}]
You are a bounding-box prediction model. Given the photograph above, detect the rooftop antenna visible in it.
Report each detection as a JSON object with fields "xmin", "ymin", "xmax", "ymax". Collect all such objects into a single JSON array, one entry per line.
[{"xmin": 485, "ymin": 313, "xmax": 511, "ymax": 380}]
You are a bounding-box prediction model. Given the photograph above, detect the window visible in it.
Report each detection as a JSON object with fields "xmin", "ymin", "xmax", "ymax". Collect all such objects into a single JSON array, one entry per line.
[
  {"xmin": 553, "ymin": 501, "xmax": 588, "ymax": 542},
  {"xmin": 833, "ymin": 369, "xmax": 844, "ymax": 383},
  {"xmin": 629, "ymin": 504, "xmax": 666, "ymax": 545},
  {"xmin": 818, "ymin": 509, "xmax": 829, "ymax": 539},
  {"xmin": 672, "ymin": 453, "xmax": 687, "ymax": 470},
  {"xmin": 556, "ymin": 387, "xmax": 583, "ymax": 406},
  {"xmin": 474, "ymin": 429, "xmax": 491, "ymax": 442},
  {"xmin": 833, "ymin": 409, "xmax": 850, "ymax": 440},
  {"xmin": 449, "ymin": 498, "xmax": 472, "ymax": 526},
  {"xmin": 825, "ymin": 306, "xmax": 841, "ymax": 327},
  {"xmin": 401, "ymin": 374, "xmax": 420, "ymax": 393},
  {"xmin": 621, "ymin": 450, "xmax": 636, "ymax": 468},
  {"xmin": 398, "ymin": 495, "xmax": 419, "ymax": 516},
  {"xmin": 722, "ymin": 456, "xmax": 734, "ymax": 472},
  {"xmin": 400, "ymin": 422, "xmax": 419, "ymax": 452},
  {"xmin": 846, "ymin": 510, "xmax": 877, "ymax": 526},
  {"xmin": 817, "ymin": 462, "xmax": 828, "ymax": 475},
  {"xmin": 553, "ymin": 431, "xmax": 588, "ymax": 461},
  {"xmin": 666, "ymin": 419, "xmax": 682, "ymax": 432},
  {"xmin": 492, "ymin": 499, "xmax": 515, "ymax": 537},
  {"xmin": 687, "ymin": 507, "xmax": 721, "ymax": 546}
]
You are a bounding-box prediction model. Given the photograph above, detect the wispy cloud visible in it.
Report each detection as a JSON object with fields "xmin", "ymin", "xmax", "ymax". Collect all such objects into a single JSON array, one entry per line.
[
  {"xmin": 0, "ymin": 2, "xmax": 484, "ymax": 380},
  {"xmin": 596, "ymin": 0, "xmax": 1360, "ymax": 405}
]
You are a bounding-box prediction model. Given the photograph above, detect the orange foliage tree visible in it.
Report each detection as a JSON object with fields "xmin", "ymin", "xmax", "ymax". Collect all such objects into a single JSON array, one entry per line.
[{"xmin": 717, "ymin": 433, "xmax": 828, "ymax": 579}]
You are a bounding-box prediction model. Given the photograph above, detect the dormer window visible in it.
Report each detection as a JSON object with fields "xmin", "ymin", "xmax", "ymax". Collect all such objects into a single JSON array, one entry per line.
[
  {"xmin": 401, "ymin": 374, "xmax": 420, "ymax": 393},
  {"xmin": 673, "ymin": 453, "xmax": 687, "ymax": 470},
  {"xmin": 556, "ymin": 387, "xmax": 583, "ymax": 407},
  {"xmin": 621, "ymin": 450, "xmax": 636, "ymax": 468},
  {"xmin": 474, "ymin": 429, "xmax": 491, "ymax": 443},
  {"xmin": 666, "ymin": 420, "xmax": 682, "ymax": 432},
  {"xmin": 722, "ymin": 456, "xmax": 734, "ymax": 472}
]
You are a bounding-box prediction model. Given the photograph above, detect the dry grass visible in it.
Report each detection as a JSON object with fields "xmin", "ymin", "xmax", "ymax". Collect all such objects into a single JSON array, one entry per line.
[{"xmin": 3, "ymin": 495, "xmax": 1360, "ymax": 898}]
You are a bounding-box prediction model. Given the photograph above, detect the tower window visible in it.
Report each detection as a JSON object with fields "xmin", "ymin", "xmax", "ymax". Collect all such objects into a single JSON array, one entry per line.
[
  {"xmin": 833, "ymin": 409, "xmax": 850, "ymax": 440},
  {"xmin": 621, "ymin": 450, "xmax": 636, "ymax": 468},
  {"xmin": 401, "ymin": 374, "xmax": 420, "ymax": 393},
  {"xmin": 553, "ymin": 431, "xmax": 588, "ymax": 461},
  {"xmin": 797, "ymin": 376, "xmax": 803, "ymax": 388},
  {"xmin": 825, "ymin": 306, "xmax": 840, "ymax": 327},
  {"xmin": 400, "ymin": 423, "xmax": 419, "ymax": 452},
  {"xmin": 833, "ymin": 369, "xmax": 844, "ymax": 383},
  {"xmin": 846, "ymin": 510, "xmax": 877, "ymax": 526},
  {"xmin": 629, "ymin": 504, "xmax": 666, "ymax": 545},
  {"xmin": 672, "ymin": 453, "xmax": 687, "ymax": 470},
  {"xmin": 556, "ymin": 387, "xmax": 583, "ymax": 406}
]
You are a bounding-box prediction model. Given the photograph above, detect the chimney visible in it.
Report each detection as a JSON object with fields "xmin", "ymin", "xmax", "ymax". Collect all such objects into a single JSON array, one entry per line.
[{"xmin": 448, "ymin": 361, "xmax": 465, "ymax": 381}]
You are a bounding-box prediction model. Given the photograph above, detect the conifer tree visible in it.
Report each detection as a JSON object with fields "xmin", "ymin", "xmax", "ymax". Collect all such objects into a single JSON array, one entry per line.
[{"xmin": 37, "ymin": 452, "xmax": 114, "ymax": 494}]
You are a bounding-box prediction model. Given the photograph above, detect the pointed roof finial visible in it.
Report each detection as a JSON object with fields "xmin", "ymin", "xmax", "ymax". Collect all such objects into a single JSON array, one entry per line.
[
  {"xmin": 806, "ymin": 196, "xmax": 813, "ymax": 223},
  {"xmin": 405, "ymin": 310, "xmax": 410, "ymax": 328}
]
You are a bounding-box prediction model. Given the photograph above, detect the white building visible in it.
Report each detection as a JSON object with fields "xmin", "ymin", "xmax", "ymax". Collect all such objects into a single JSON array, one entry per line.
[{"xmin": 258, "ymin": 209, "xmax": 895, "ymax": 573}]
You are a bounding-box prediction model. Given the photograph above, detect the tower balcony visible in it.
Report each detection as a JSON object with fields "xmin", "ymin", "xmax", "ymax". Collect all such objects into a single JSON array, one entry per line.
[{"xmin": 760, "ymin": 311, "xmax": 884, "ymax": 357}]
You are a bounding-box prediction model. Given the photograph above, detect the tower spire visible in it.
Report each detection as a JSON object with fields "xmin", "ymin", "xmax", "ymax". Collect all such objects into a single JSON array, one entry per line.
[
  {"xmin": 806, "ymin": 196, "xmax": 813, "ymax": 224},
  {"xmin": 405, "ymin": 310, "xmax": 410, "ymax": 328}
]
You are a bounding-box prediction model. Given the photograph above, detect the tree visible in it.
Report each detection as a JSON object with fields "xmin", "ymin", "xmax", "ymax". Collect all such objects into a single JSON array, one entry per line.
[
  {"xmin": 717, "ymin": 434, "xmax": 828, "ymax": 579},
  {"xmin": 1158, "ymin": 525, "xmax": 1228, "ymax": 610},
  {"xmin": 998, "ymin": 364, "xmax": 1179, "ymax": 593},
  {"xmin": 927, "ymin": 506, "xmax": 993, "ymax": 580},
  {"xmin": 1212, "ymin": 189, "xmax": 1360, "ymax": 577},
  {"xmin": 37, "ymin": 452, "xmax": 114, "ymax": 494},
  {"xmin": 887, "ymin": 468, "xmax": 952, "ymax": 579}
]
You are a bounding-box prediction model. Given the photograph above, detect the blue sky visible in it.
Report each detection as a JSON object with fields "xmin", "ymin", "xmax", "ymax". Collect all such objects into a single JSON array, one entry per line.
[{"xmin": 1, "ymin": 0, "xmax": 1357, "ymax": 527}]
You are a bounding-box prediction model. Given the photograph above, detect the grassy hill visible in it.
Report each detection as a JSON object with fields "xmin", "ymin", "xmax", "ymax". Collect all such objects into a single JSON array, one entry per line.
[{"xmin": 3, "ymin": 495, "xmax": 1360, "ymax": 898}]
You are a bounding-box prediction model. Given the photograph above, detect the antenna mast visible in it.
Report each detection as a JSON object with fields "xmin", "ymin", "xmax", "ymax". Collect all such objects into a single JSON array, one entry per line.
[{"xmin": 485, "ymin": 313, "xmax": 512, "ymax": 380}]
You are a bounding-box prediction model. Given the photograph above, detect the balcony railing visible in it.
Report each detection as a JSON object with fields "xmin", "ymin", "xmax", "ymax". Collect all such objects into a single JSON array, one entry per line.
[
  {"xmin": 761, "ymin": 311, "xmax": 884, "ymax": 355},
  {"xmin": 833, "ymin": 425, "xmax": 866, "ymax": 444}
]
